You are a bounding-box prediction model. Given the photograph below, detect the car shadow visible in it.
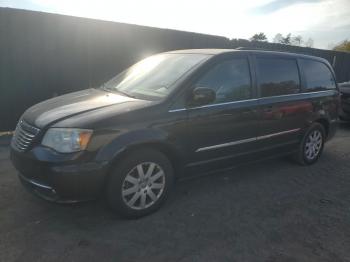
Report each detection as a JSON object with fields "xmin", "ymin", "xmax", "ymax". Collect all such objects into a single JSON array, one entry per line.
[
  {"xmin": 25, "ymin": 156, "xmax": 298, "ymax": 220},
  {"xmin": 339, "ymin": 120, "xmax": 350, "ymax": 130}
]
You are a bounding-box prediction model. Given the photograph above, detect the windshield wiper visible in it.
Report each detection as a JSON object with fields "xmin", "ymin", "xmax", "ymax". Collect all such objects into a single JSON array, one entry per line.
[
  {"xmin": 99, "ymin": 84, "xmax": 111, "ymax": 92},
  {"xmin": 115, "ymin": 90, "xmax": 137, "ymax": 99},
  {"xmin": 99, "ymin": 85, "xmax": 136, "ymax": 98}
]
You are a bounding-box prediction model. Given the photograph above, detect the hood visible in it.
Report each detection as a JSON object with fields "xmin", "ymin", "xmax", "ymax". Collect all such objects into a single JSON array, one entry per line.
[{"xmin": 23, "ymin": 88, "xmax": 142, "ymax": 128}]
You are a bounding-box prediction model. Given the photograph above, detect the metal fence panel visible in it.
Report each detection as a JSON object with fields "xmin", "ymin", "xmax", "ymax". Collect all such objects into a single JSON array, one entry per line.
[{"xmin": 1, "ymin": 8, "xmax": 349, "ymax": 131}]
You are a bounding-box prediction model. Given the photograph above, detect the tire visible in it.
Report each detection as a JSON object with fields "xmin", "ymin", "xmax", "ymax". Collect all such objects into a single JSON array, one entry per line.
[
  {"xmin": 106, "ymin": 148, "xmax": 174, "ymax": 219},
  {"xmin": 295, "ymin": 123, "xmax": 326, "ymax": 165}
]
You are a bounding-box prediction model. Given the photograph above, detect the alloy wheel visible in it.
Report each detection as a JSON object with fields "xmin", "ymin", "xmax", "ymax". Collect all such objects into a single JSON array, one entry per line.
[
  {"xmin": 121, "ymin": 162, "xmax": 166, "ymax": 210},
  {"xmin": 305, "ymin": 130, "xmax": 323, "ymax": 161}
]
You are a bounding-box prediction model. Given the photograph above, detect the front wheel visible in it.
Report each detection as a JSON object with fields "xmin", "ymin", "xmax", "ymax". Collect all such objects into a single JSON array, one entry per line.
[
  {"xmin": 295, "ymin": 123, "xmax": 326, "ymax": 165},
  {"xmin": 106, "ymin": 149, "xmax": 174, "ymax": 218}
]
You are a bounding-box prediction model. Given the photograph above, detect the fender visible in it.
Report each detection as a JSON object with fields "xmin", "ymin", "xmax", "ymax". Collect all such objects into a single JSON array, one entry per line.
[
  {"xmin": 306, "ymin": 90, "xmax": 339, "ymax": 124},
  {"xmin": 94, "ymin": 128, "xmax": 185, "ymax": 165},
  {"xmin": 304, "ymin": 96, "xmax": 338, "ymax": 140}
]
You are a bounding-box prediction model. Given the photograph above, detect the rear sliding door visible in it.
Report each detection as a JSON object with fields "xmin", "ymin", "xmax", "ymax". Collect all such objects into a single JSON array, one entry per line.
[{"xmin": 254, "ymin": 54, "xmax": 310, "ymax": 151}]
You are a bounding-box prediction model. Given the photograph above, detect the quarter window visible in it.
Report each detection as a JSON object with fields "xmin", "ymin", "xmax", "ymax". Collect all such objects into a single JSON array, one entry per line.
[
  {"xmin": 194, "ymin": 58, "xmax": 252, "ymax": 103},
  {"xmin": 257, "ymin": 58, "xmax": 300, "ymax": 97},
  {"xmin": 301, "ymin": 60, "xmax": 336, "ymax": 91}
]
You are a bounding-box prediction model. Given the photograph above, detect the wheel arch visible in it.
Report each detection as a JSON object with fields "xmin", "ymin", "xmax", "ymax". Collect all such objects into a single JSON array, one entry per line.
[
  {"xmin": 105, "ymin": 141, "xmax": 185, "ymax": 180},
  {"xmin": 314, "ymin": 118, "xmax": 330, "ymax": 138}
]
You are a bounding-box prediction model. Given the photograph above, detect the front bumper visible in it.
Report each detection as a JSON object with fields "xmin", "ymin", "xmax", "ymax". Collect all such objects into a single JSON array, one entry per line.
[{"xmin": 11, "ymin": 147, "xmax": 109, "ymax": 202}]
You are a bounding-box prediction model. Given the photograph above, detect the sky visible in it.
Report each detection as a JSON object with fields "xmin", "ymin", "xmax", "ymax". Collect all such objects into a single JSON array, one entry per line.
[{"xmin": 1, "ymin": 0, "xmax": 349, "ymax": 49}]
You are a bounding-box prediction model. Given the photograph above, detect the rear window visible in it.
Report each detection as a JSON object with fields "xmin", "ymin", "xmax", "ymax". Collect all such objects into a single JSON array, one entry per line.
[
  {"xmin": 257, "ymin": 58, "xmax": 300, "ymax": 97},
  {"xmin": 300, "ymin": 59, "xmax": 336, "ymax": 91}
]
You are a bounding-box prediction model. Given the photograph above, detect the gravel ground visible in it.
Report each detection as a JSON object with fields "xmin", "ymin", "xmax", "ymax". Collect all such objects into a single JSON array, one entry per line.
[{"xmin": 1, "ymin": 124, "xmax": 350, "ymax": 262}]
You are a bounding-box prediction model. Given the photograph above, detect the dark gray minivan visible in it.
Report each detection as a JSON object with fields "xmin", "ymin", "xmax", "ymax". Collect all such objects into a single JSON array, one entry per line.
[{"xmin": 11, "ymin": 49, "xmax": 339, "ymax": 218}]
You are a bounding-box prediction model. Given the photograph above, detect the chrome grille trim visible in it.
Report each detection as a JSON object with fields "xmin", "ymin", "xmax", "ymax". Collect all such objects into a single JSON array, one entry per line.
[{"xmin": 11, "ymin": 120, "xmax": 40, "ymax": 152}]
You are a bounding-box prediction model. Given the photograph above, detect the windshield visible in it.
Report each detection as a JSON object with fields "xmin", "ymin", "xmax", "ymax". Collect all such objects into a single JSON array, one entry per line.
[{"xmin": 102, "ymin": 53, "xmax": 209, "ymax": 100}]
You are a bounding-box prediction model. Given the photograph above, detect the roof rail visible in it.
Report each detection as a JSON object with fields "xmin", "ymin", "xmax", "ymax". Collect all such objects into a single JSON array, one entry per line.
[
  {"xmin": 235, "ymin": 47, "xmax": 250, "ymax": 50},
  {"xmin": 236, "ymin": 46, "xmax": 297, "ymax": 53},
  {"xmin": 235, "ymin": 47, "xmax": 273, "ymax": 51}
]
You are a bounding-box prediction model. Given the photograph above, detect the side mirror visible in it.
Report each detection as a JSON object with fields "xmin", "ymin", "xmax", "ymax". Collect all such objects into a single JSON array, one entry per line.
[{"xmin": 191, "ymin": 87, "xmax": 216, "ymax": 106}]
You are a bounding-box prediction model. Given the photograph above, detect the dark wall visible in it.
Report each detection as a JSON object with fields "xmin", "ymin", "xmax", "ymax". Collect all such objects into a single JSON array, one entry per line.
[{"xmin": 1, "ymin": 8, "xmax": 350, "ymax": 131}]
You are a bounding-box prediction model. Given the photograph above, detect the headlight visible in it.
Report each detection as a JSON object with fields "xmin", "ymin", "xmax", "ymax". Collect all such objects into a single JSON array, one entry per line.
[{"xmin": 42, "ymin": 128, "xmax": 93, "ymax": 153}]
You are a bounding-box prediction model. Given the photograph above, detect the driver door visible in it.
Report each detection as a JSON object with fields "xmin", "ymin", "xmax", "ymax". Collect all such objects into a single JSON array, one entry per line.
[{"xmin": 186, "ymin": 54, "xmax": 260, "ymax": 167}]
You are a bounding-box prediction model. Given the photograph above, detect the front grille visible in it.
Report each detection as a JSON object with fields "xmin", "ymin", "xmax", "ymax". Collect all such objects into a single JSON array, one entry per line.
[{"xmin": 11, "ymin": 120, "xmax": 41, "ymax": 152}]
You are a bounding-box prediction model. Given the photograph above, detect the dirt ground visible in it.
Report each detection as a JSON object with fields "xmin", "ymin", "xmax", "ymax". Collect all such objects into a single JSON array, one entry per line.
[{"xmin": 1, "ymin": 124, "xmax": 350, "ymax": 262}]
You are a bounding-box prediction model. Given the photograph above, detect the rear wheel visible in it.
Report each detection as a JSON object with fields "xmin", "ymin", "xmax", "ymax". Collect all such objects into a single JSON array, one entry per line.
[
  {"xmin": 106, "ymin": 149, "xmax": 174, "ymax": 218},
  {"xmin": 295, "ymin": 123, "xmax": 325, "ymax": 165}
]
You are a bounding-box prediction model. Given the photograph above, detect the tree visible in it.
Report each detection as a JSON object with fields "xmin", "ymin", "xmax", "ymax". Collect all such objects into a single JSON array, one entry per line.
[
  {"xmin": 273, "ymin": 33, "xmax": 283, "ymax": 43},
  {"xmin": 304, "ymin": 38, "xmax": 314, "ymax": 48},
  {"xmin": 250, "ymin": 32, "xmax": 267, "ymax": 42},
  {"xmin": 280, "ymin": 33, "xmax": 292, "ymax": 45},
  {"xmin": 333, "ymin": 40, "xmax": 350, "ymax": 52},
  {"xmin": 273, "ymin": 33, "xmax": 314, "ymax": 47},
  {"xmin": 291, "ymin": 35, "xmax": 303, "ymax": 46},
  {"xmin": 273, "ymin": 33, "xmax": 291, "ymax": 45}
]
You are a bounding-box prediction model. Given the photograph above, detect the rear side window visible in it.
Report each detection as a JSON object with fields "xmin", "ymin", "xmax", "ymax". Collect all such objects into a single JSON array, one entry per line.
[
  {"xmin": 194, "ymin": 58, "xmax": 251, "ymax": 103},
  {"xmin": 257, "ymin": 58, "xmax": 300, "ymax": 97},
  {"xmin": 300, "ymin": 59, "xmax": 336, "ymax": 91}
]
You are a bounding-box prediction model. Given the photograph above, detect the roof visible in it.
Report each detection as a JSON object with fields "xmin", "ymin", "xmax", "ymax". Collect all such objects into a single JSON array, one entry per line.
[
  {"xmin": 166, "ymin": 49, "xmax": 235, "ymax": 55},
  {"xmin": 166, "ymin": 48, "xmax": 329, "ymax": 63}
]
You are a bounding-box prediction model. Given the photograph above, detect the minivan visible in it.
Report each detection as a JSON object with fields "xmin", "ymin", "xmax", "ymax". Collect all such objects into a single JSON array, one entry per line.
[{"xmin": 10, "ymin": 49, "xmax": 339, "ymax": 218}]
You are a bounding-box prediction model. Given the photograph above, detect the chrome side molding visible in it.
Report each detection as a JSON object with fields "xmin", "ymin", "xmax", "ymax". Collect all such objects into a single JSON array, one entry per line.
[
  {"xmin": 169, "ymin": 98, "xmax": 258, "ymax": 112},
  {"xmin": 196, "ymin": 128, "xmax": 301, "ymax": 152},
  {"xmin": 196, "ymin": 137, "xmax": 256, "ymax": 152},
  {"xmin": 169, "ymin": 90, "xmax": 337, "ymax": 113}
]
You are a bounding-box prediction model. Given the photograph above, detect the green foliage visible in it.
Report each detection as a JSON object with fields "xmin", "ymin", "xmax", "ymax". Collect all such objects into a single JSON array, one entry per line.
[{"xmin": 333, "ymin": 40, "xmax": 350, "ymax": 52}]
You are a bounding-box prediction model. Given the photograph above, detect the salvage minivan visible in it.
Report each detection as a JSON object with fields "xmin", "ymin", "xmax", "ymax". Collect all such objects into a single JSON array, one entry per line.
[{"xmin": 11, "ymin": 49, "xmax": 339, "ymax": 218}]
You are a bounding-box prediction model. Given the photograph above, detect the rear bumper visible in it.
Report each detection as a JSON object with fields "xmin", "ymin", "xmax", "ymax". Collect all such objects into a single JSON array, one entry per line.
[
  {"xmin": 340, "ymin": 99, "xmax": 350, "ymax": 121},
  {"xmin": 11, "ymin": 148, "xmax": 109, "ymax": 202},
  {"xmin": 339, "ymin": 108, "xmax": 350, "ymax": 121},
  {"xmin": 327, "ymin": 119, "xmax": 338, "ymax": 141}
]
